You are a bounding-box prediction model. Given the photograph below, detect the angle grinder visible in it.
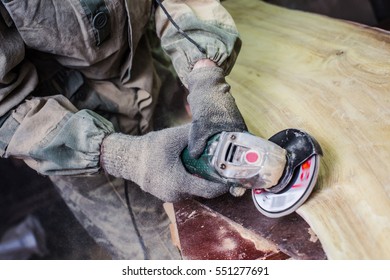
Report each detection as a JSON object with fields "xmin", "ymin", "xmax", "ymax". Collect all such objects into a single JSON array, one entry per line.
[{"xmin": 181, "ymin": 129, "xmax": 323, "ymax": 218}]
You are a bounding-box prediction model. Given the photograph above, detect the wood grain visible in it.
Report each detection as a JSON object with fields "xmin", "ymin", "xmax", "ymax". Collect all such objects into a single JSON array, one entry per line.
[{"xmin": 223, "ymin": 0, "xmax": 390, "ymax": 259}]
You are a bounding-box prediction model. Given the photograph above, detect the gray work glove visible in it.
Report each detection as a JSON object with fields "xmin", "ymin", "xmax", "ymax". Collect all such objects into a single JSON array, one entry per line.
[
  {"xmin": 187, "ymin": 66, "xmax": 247, "ymax": 159},
  {"xmin": 100, "ymin": 125, "xmax": 229, "ymax": 202},
  {"xmin": 187, "ymin": 66, "xmax": 248, "ymax": 197}
]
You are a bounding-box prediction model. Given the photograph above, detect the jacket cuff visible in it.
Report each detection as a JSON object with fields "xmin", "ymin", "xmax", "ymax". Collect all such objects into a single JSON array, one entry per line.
[
  {"xmin": 3, "ymin": 96, "xmax": 116, "ymax": 176},
  {"xmin": 156, "ymin": 7, "xmax": 241, "ymax": 87}
]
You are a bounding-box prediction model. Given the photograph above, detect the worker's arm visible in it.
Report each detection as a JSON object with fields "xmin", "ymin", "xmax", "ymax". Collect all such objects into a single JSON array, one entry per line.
[
  {"xmin": 0, "ymin": 12, "xmax": 115, "ymax": 175},
  {"xmin": 0, "ymin": 8, "xmax": 228, "ymax": 202},
  {"xmin": 155, "ymin": 0, "xmax": 241, "ymax": 85},
  {"xmin": 0, "ymin": 9, "xmax": 38, "ymax": 138},
  {"xmin": 155, "ymin": 0, "xmax": 247, "ymax": 159}
]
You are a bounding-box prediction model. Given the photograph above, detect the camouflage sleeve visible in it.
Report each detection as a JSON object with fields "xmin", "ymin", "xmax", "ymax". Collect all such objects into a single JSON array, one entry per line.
[
  {"xmin": 0, "ymin": 9, "xmax": 38, "ymax": 119},
  {"xmin": 154, "ymin": 0, "xmax": 241, "ymax": 86},
  {"xmin": 0, "ymin": 14, "xmax": 114, "ymax": 175},
  {"xmin": 2, "ymin": 96, "xmax": 115, "ymax": 175},
  {"xmin": 0, "ymin": 10, "xmax": 38, "ymax": 155}
]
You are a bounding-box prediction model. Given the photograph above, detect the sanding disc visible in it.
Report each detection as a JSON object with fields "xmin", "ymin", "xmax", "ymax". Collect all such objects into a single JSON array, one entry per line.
[{"xmin": 252, "ymin": 154, "xmax": 320, "ymax": 218}]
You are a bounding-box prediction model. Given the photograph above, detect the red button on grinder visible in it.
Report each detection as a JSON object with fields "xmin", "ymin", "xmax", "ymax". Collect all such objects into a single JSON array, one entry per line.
[{"xmin": 245, "ymin": 150, "xmax": 260, "ymax": 164}]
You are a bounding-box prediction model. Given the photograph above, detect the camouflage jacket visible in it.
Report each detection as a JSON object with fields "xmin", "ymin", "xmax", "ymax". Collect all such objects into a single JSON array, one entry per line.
[{"xmin": 0, "ymin": 0, "xmax": 240, "ymax": 175}]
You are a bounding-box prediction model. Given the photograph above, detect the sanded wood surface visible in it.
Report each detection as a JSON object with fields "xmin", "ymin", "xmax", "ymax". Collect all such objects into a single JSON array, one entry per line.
[{"xmin": 223, "ymin": 0, "xmax": 390, "ymax": 259}]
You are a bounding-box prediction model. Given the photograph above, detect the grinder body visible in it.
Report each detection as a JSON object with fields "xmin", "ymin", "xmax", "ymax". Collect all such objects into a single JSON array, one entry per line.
[
  {"xmin": 181, "ymin": 129, "xmax": 323, "ymax": 218},
  {"xmin": 181, "ymin": 132, "xmax": 287, "ymax": 190}
]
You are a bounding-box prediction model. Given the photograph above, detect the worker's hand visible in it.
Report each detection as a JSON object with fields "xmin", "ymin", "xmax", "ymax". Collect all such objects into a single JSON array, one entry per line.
[
  {"xmin": 187, "ymin": 62, "xmax": 247, "ymax": 159},
  {"xmin": 100, "ymin": 125, "xmax": 229, "ymax": 202}
]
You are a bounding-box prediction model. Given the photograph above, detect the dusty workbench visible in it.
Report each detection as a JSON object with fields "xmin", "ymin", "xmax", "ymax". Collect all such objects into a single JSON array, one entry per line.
[{"xmin": 166, "ymin": 0, "xmax": 390, "ymax": 260}]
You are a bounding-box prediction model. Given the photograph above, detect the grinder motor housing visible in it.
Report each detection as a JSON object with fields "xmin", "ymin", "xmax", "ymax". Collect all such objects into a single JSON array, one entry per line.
[{"xmin": 181, "ymin": 129, "xmax": 323, "ymax": 218}]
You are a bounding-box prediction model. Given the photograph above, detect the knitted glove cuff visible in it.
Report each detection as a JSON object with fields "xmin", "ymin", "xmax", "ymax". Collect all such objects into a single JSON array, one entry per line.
[{"xmin": 100, "ymin": 133, "xmax": 138, "ymax": 180}]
